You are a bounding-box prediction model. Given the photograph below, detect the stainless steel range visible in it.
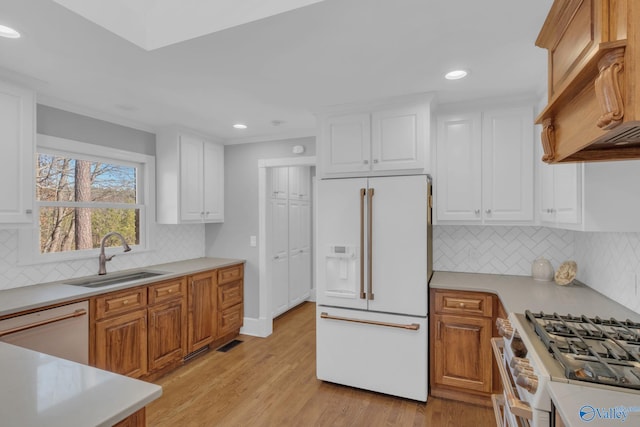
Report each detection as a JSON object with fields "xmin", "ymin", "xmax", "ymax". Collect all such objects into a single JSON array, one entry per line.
[{"xmin": 492, "ymin": 311, "xmax": 640, "ymax": 427}]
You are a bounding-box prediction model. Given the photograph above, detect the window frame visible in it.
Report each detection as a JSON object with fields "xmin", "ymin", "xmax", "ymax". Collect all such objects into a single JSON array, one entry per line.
[{"xmin": 18, "ymin": 134, "xmax": 156, "ymax": 265}]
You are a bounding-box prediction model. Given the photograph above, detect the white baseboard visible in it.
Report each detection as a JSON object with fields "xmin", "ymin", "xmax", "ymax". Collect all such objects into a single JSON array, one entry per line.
[{"xmin": 240, "ymin": 316, "xmax": 272, "ymax": 338}]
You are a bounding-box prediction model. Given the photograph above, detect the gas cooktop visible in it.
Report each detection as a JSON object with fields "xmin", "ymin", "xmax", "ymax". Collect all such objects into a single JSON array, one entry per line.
[{"xmin": 525, "ymin": 310, "xmax": 640, "ymax": 390}]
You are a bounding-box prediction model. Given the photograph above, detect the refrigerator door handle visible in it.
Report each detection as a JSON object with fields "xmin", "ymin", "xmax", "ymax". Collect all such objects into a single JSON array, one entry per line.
[
  {"xmin": 320, "ymin": 312, "xmax": 420, "ymax": 330},
  {"xmin": 359, "ymin": 188, "xmax": 367, "ymax": 299},
  {"xmin": 367, "ymin": 187, "xmax": 375, "ymax": 300}
]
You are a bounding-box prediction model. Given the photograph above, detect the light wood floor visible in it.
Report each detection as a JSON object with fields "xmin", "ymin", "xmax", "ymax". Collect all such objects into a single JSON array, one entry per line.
[{"xmin": 147, "ymin": 302, "xmax": 494, "ymax": 427}]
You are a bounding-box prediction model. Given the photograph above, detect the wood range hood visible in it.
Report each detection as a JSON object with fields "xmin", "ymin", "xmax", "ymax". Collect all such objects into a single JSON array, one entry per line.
[{"xmin": 535, "ymin": 0, "xmax": 640, "ymax": 163}]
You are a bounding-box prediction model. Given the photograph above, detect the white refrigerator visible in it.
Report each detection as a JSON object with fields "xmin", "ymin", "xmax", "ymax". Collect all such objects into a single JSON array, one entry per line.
[{"xmin": 315, "ymin": 174, "xmax": 432, "ymax": 402}]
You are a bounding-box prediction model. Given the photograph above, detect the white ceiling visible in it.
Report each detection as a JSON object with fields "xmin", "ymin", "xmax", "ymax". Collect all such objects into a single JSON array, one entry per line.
[{"xmin": 0, "ymin": 0, "xmax": 553, "ymax": 143}]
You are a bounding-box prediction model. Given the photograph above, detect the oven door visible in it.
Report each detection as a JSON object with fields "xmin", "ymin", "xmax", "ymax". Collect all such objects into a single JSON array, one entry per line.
[{"xmin": 491, "ymin": 338, "xmax": 532, "ymax": 427}]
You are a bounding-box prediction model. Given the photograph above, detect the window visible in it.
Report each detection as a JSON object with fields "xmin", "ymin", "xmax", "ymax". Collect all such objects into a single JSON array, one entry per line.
[{"xmin": 19, "ymin": 134, "xmax": 155, "ymax": 263}]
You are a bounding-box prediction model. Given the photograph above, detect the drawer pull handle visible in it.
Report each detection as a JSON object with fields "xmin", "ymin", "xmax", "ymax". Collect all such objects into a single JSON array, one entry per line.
[
  {"xmin": 123, "ymin": 300, "xmax": 129, "ymax": 305},
  {"xmin": 320, "ymin": 312, "xmax": 419, "ymax": 330},
  {"xmin": 0, "ymin": 309, "xmax": 87, "ymax": 337},
  {"xmin": 168, "ymin": 289, "xmax": 173, "ymax": 293},
  {"xmin": 458, "ymin": 302, "xmax": 466, "ymax": 308}
]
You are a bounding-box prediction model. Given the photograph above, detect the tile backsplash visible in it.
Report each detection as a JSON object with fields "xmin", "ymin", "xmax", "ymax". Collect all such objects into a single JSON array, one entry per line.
[
  {"xmin": 0, "ymin": 223, "xmax": 204, "ymax": 291},
  {"xmin": 433, "ymin": 225, "xmax": 575, "ymax": 276},
  {"xmin": 434, "ymin": 225, "xmax": 640, "ymax": 314}
]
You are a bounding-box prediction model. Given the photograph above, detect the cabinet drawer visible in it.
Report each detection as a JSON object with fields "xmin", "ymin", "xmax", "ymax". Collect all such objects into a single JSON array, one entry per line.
[
  {"xmin": 95, "ymin": 288, "xmax": 147, "ymax": 320},
  {"xmin": 218, "ymin": 280, "xmax": 243, "ymax": 310},
  {"xmin": 148, "ymin": 278, "xmax": 186, "ymax": 305},
  {"xmin": 434, "ymin": 291, "xmax": 492, "ymax": 317},
  {"xmin": 217, "ymin": 264, "xmax": 243, "ymax": 285},
  {"xmin": 217, "ymin": 303, "xmax": 243, "ymax": 337}
]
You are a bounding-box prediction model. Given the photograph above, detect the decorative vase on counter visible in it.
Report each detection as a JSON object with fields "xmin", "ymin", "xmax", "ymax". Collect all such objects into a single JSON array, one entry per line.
[{"xmin": 531, "ymin": 257, "xmax": 554, "ymax": 281}]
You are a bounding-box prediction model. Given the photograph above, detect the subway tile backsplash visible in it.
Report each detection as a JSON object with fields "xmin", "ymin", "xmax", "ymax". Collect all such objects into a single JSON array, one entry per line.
[{"xmin": 0, "ymin": 224, "xmax": 204, "ymax": 291}]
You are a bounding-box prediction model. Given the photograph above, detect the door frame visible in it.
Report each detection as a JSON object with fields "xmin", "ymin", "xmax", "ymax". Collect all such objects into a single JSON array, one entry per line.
[{"xmin": 256, "ymin": 156, "xmax": 316, "ymax": 337}]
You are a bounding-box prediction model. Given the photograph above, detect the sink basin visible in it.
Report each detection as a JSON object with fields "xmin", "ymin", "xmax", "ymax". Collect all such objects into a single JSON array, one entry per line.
[{"xmin": 66, "ymin": 270, "xmax": 167, "ymax": 288}]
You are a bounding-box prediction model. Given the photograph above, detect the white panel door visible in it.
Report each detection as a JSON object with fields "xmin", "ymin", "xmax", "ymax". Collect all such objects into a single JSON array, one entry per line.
[
  {"xmin": 371, "ymin": 104, "xmax": 426, "ymax": 172},
  {"xmin": 271, "ymin": 199, "xmax": 289, "ymax": 317},
  {"xmin": 289, "ymin": 200, "xmax": 311, "ymax": 305},
  {"xmin": 482, "ymin": 107, "xmax": 534, "ymax": 222},
  {"xmin": 321, "ymin": 113, "xmax": 371, "ymax": 175},
  {"xmin": 367, "ymin": 175, "xmax": 428, "ymax": 317},
  {"xmin": 316, "ymin": 178, "xmax": 368, "ymax": 310},
  {"xmin": 316, "ymin": 305, "xmax": 428, "ymax": 401},
  {"xmin": 179, "ymin": 135, "xmax": 204, "ymax": 221},
  {"xmin": 203, "ymin": 141, "xmax": 224, "ymax": 222},
  {"xmin": 435, "ymin": 114, "xmax": 482, "ymax": 222},
  {"xmin": 271, "ymin": 167, "xmax": 289, "ymax": 200},
  {"xmin": 0, "ymin": 81, "xmax": 34, "ymax": 224}
]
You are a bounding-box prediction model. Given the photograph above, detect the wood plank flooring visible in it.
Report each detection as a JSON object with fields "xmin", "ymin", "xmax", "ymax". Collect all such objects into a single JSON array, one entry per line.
[{"xmin": 147, "ymin": 302, "xmax": 495, "ymax": 427}]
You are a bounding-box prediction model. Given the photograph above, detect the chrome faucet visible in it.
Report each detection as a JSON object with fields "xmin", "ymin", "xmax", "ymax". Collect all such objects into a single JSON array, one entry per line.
[{"xmin": 98, "ymin": 232, "xmax": 132, "ymax": 275}]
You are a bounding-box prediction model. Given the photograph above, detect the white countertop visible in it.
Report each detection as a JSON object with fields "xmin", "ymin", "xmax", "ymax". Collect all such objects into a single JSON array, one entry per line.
[
  {"xmin": 0, "ymin": 257, "xmax": 244, "ymax": 426},
  {"xmin": 547, "ymin": 382, "xmax": 640, "ymax": 426},
  {"xmin": 430, "ymin": 271, "xmax": 640, "ymax": 426},
  {"xmin": 0, "ymin": 257, "xmax": 245, "ymax": 318},
  {"xmin": 0, "ymin": 342, "xmax": 162, "ymax": 427},
  {"xmin": 430, "ymin": 271, "xmax": 640, "ymax": 321}
]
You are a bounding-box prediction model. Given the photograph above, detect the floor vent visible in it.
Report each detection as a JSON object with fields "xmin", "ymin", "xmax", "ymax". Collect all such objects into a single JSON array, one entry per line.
[
  {"xmin": 217, "ymin": 339, "xmax": 243, "ymax": 353},
  {"xmin": 184, "ymin": 345, "xmax": 209, "ymax": 362}
]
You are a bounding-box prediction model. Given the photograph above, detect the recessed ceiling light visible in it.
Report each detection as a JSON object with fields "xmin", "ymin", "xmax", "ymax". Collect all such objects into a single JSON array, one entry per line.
[
  {"xmin": 0, "ymin": 24, "xmax": 20, "ymax": 39},
  {"xmin": 233, "ymin": 123, "xmax": 247, "ymax": 129},
  {"xmin": 445, "ymin": 70, "xmax": 468, "ymax": 80}
]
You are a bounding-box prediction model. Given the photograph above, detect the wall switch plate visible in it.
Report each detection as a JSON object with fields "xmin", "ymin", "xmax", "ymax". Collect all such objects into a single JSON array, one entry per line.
[{"xmin": 250, "ymin": 235, "xmax": 257, "ymax": 247}]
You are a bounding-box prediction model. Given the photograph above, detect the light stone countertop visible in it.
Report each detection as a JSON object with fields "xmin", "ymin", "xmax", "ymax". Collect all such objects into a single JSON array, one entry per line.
[
  {"xmin": 430, "ymin": 271, "xmax": 640, "ymax": 427},
  {"xmin": 0, "ymin": 342, "xmax": 162, "ymax": 427},
  {"xmin": 0, "ymin": 257, "xmax": 243, "ymax": 426},
  {"xmin": 0, "ymin": 257, "xmax": 245, "ymax": 318},
  {"xmin": 430, "ymin": 271, "xmax": 640, "ymax": 321}
]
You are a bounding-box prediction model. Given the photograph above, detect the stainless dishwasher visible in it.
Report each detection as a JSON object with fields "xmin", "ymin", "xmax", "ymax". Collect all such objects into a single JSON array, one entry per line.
[{"xmin": 0, "ymin": 300, "xmax": 89, "ymax": 364}]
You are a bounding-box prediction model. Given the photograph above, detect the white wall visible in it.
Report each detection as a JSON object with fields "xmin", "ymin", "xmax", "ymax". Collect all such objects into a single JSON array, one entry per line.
[{"xmin": 205, "ymin": 137, "xmax": 316, "ymax": 319}]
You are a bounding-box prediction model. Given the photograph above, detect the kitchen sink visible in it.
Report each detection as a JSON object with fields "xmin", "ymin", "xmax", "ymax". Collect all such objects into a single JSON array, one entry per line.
[{"xmin": 65, "ymin": 270, "xmax": 167, "ymax": 288}]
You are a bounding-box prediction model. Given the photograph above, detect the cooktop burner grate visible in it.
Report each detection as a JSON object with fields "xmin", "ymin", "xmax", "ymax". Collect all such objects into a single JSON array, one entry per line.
[{"xmin": 526, "ymin": 310, "xmax": 640, "ymax": 390}]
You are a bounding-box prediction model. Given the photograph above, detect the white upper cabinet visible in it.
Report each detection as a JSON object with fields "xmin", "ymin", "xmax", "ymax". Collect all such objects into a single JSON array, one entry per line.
[
  {"xmin": 435, "ymin": 106, "xmax": 534, "ymax": 224},
  {"xmin": 538, "ymin": 161, "xmax": 581, "ymax": 226},
  {"xmin": 156, "ymin": 128, "xmax": 224, "ymax": 224},
  {"xmin": 317, "ymin": 94, "xmax": 432, "ymax": 178},
  {"xmin": 435, "ymin": 113, "xmax": 482, "ymax": 222},
  {"xmin": 0, "ymin": 80, "xmax": 35, "ymax": 224}
]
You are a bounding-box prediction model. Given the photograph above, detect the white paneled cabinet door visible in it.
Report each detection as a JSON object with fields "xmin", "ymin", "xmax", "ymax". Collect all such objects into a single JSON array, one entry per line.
[
  {"xmin": 203, "ymin": 142, "xmax": 224, "ymax": 222},
  {"xmin": 371, "ymin": 104, "xmax": 426, "ymax": 172},
  {"xmin": 435, "ymin": 113, "xmax": 482, "ymax": 222},
  {"xmin": 553, "ymin": 163, "xmax": 581, "ymax": 225},
  {"xmin": 0, "ymin": 81, "xmax": 34, "ymax": 224},
  {"xmin": 271, "ymin": 198, "xmax": 289, "ymax": 317},
  {"xmin": 539, "ymin": 161, "xmax": 556, "ymax": 223},
  {"xmin": 180, "ymin": 134, "xmax": 205, "ymax": 221},
  {"xmin": 321, "ymin": 113, "xmax": 371, "ymax": 175},
  {"xmin": 270, "ymin": 166, "xmax": 313, "ymax": 318},
  {"xmin": 481, "ymin": 107, "xmax": 533, "ymax": 222}
]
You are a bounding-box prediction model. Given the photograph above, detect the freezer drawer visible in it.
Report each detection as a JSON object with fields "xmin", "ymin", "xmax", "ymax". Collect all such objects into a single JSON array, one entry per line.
[{"xmin": 316, "ymin": 305, "xmax": 428, "ymax": 402}]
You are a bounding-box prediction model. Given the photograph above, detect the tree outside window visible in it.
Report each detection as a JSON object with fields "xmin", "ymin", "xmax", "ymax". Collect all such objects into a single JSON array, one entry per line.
[{"xmin": 36, "ymin": 153, "xmax": 140, "ymax": 253}]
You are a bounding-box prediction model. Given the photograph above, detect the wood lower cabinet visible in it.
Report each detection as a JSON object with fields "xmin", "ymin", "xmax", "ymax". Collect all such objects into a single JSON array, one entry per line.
[
  {"xmin": 148, "ymin": 278, "xmax": 187, "ymax": 373},
  {"xmin": 94, "ymin": 307, "xmax": 148, "ymax": 378},
  {"xmin": 187, "ymin": 270, "xmax": 217, "ymax": 353},
  {"xmin": 91, "ymin": 277, "xmax": 187, "ymax": 379},
  {"xmin": 113, "ymin": 408, "xmax": 146, "ymax": 427},
  {"xmin": 430, "ymin": 289, "xmax": 502, "ymax": 406},
  {"xmin": 91, "ymin": 263, "xmax": 244, "ymax": 380}
]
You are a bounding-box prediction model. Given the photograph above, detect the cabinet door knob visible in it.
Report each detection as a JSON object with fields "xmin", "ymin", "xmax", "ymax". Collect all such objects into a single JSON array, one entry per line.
[
  {"xmin": 373, "ymin": 159, "xmax": 379, "ymax": 164},
  {"xmin": 485, "ymin": 209, "xmax": 492, "ymax": 214},
  {"xmin": 474, "ymin": 209, "xmax": 480, "ymax": 215},
  {"xmin": 363, "ymin": 160, "xmax": 369, "ymax": 165}
]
